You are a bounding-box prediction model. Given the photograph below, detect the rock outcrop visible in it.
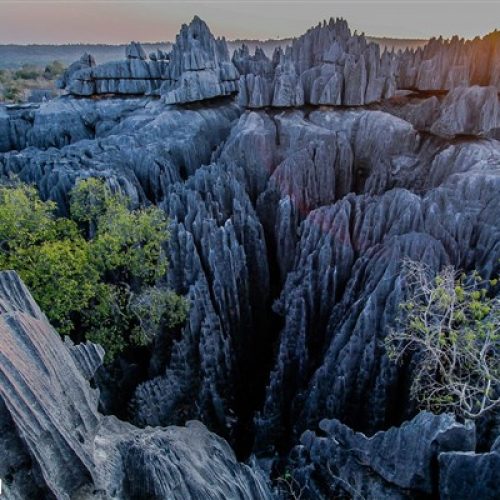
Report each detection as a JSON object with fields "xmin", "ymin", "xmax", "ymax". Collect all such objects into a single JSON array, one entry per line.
[
  {"xmin": 126, "ymin": 41, "xmax": 147, "ymax": 60},
  {"xmin": 382, "ymin": 87, "xmax": 499, "ymax": 138},
  {"xmin": 57, "ymin": 17, "xmax": 239, "ymax": 102},
  {"xmin": 132, "ymin": 162, "xmax": 271, "ymax": 445},
  {"xmin": 57, "ymin": 51, "xmax": 170, "ymax": 96},
  {"xmin": 289, "ymin": 412, "xmax": 476, "ymax": 498},
  {"xmin": 0, "ymin": 98, "xmax": 240, "ymax": 210},
  {"xmin": 254, "ymin": 140, "xmax": 500, "ymax": 449},
  {"xmin": 287, "ymin": 411, "xmax": 500, "ymax": 498},
  {"xmin": 56, "ymin": 52, "xmax": 96, "ymax": 91},
  {"xmin": 160, "ymin": 16, "xmax": 239, "ymax": 104},
  {"xmin": 237, "ymin": 18, "xmax": 397, "ymax": 108},
  {"xmin": 0, "ymin": 271, "xmax": 271, "ymax": 499},
  {"xmin": 429, "ymin": 85, "xmax": 499, "ymax": 137},
  {"xmin": 397, "ymin": 30, "xmax": 500, "ymax": 91},
  {"xmin": 439, "ymin": 447, "xmax": 500, "ymax": 500}
]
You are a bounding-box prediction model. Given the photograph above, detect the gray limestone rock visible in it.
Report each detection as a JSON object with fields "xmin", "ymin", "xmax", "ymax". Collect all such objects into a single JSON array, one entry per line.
[
  {"xmin": 1, "ymin": 53, "xmax": 500, "ymax": 497},
  {"xmin": 289, "ymin": 412, "xmax": 475, "ymax": 498},
  {"xmin": 343, "ymin": 54, "xmax": 367, "ymax": 105},
  {"xmin": 237, "ymin": 18, "xmax": 396, "ymax": 108},
  {"xmin": 233, "ymin": 45, "xmax": 274, "ymax": 77},
  {"xmin": 382, "ymin": 95, "xmax": 441, "ymax": 131},
  {"xmin": 439, "ymin": 449, "xmax": 500, "ymax": 500},
  {"xmin": 246, "ymin": 108, "xmax": 500, "ymax": 450},
  {"xmin": 58, "ymin": 17, "xmax": 239, "ymax": 101},
  {"xmin": 0, "ymin": 98, "xmax": 240, "ymax": 210},
  {"xmin": 56, "ymin": 52, "xmax": 95, "ymax": 90},
  {"xmin": 396, "ymin": 30, "xmax": 500, "ymax": 91},
  {"xmin": 132, "ymin": 162, "xmax": 271, "ymax": 441},
  {"xmin": 159, "ymin": 16, "xmax": 239, "ymax": 104},
  {"xmin": 0, "ymin": 270, "xmax": 102, "ymax": 499},
  {"xmin": 0, "ymin": 271, "xmax": 272, "ymax": 499},
  {"xmin": 430, "ymin": 85, "xmax": 499, "ymax": 137},
  {"xmin": 126, "ymin": 41, "xmax": 147, "ymax": 60}
]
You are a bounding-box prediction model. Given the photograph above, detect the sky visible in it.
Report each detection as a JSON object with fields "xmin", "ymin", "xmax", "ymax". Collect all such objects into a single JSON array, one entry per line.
[{"xmin": 0, "ymin": 0, "xmax": 499, "ymax": 44}]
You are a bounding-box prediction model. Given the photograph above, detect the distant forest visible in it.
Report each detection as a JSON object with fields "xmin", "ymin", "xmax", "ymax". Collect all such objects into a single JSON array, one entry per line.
[{"xmin": 0, "ymin": 37, "xmax": 426, "ymax": 69}]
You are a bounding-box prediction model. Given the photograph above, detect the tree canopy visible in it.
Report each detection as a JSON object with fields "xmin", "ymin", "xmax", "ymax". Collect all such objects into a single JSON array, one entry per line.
[
  {"xmin": 386, "ymin": 259, "xmax": 500, "ymax": 420},
  {"xmin": 0, "ymin": 180, "xmax": 188, "ymax": 362}
]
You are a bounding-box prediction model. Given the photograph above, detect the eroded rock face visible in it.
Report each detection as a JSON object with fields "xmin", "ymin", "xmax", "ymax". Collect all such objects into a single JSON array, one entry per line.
[
  {"xmin": 126, "ymin": 41, "xmax": 147, "ymax": 60},
  {"xmin": 439, "ymin": 449, "xmax": 500, "ymax": 500},
  {"xmin": 56, "ymin": 52, "xmax": 96, "ymax": 91},
  {"xmin": 383, "ymin": 91, "xmax": 500, "ymax": 139},
  {"xmin": 57, "ymin": 54, "xmax": 171, "ymax": 96},
  {"xmin": 290, "ymin": 412, "xmax": 475, "ymax": 498},
  {"xmin": 429, "ymin": 85, "xmax": 499, "ymax": 137},
  {"xmin": 237, "ymin": 18, "xmax": 397, "ymax": 108},
  {"xmin": 0, "ymin": 98, "xmax": 240, "ymax": 211},
  {"xmin": 397, "ymin": 31, "xmax": 500, "ymax": 91},
  {"xmin": 57, "ymin": 17, "xmax": 239, "ymax": 102},
  {"xmin": 0, "ymin": 271, "xmax": 102, "ymax": 499},
  {"xmin": 198, "ymin": 106, "xmax": 500, "ymax": 454},
  {"xmin": 132, "ymin": 162, "xmax": 271, "ymax": 444},
  {"xmin": 254, "ymin": 150, "xmax": 500, "ymax": 448},
  {"xmin": 0, "ymin": 271, "xmax": 271, "ymax": 499},
  {"xmin": 160, "ymin": 16, "xmax": 239, "ymax": 104}
]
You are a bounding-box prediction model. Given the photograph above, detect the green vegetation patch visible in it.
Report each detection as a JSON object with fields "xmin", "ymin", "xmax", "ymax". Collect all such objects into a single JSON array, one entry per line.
[{"xmin": 0, "ymin": 179, "xmax": 188, "ymax": 362}]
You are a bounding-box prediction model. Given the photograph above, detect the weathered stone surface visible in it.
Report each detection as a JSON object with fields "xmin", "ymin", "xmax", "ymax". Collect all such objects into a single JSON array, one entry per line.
[
  {"xmin": 126, "ymin": 41, "xmax": 147, "ymax": 60},
  {"xmin": 382, "ymin": 94, "xmax": 441, "ymax": 131},
  {"xmin": 439, "ymin": 449, "xmax": 500, "ymax": 500},
  {"xmin": 237, "ymin": 18, "xmax": 396, "ymax": 108},
  {"xmin": 56, "ymin": 52, "xmax": 95, "ymax": 90},
  {"xmin": 233, "ymin": 45, "xmax": 274, "ymax": 77},
  {"xmin": 430, "ymin": 85, "xmax": 499, "ymax": 137},
  {"xmin": 0, "ymin": 271, "xmax": 272, "ymax": 499},
  {"xmin": 383, "ymin": 90, "xmax": 500, "ymax": 139},
  {"xmin": 397, "ymin": 31, "xmax": 500, "ymax": 91},
  {"xmin": 235, "ymin": 109, "xmax": 500, "ymax": 450},
  {"xmin": 160, "ymin": 16, "xmax": 239, "ymax": 104},
  {"xmin": 132, "ymin": 162, "xmax": 271, "ymax": 444},
  {"xmin": 58, "ymin": 17, "xmax": 239, "ymax": 100},
  {"xmin": 289, "ymin": 412, "xmax": 475, "ymax": 498},
  {"xmin": 0, "ymin": 270, "xmax": 102, "ymax": 499},
  {"xmin": 0, "ymin": 98, "xmax": 240, "ymax": 210}
]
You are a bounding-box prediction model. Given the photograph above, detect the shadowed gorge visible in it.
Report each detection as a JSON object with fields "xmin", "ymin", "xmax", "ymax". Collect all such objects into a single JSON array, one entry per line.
[{"xmin": 0, "ymin": 14, "xmax": 499, "ymax": 500}]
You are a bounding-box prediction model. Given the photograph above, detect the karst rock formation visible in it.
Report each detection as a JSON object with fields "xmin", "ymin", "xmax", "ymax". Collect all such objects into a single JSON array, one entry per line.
[
  {"xmin": 235, "ymin": 18, "xmax": 397, "ymax": 108},
  {"xmin": 0, "ymin": 271, "xmax": 271, "ymax": 499},
  {"xmin": 57, "ymin": 16, "xmax": 239, "ymax": 103},
  {"xmin": 1, "ymin": 15, "xmax": 500, "ymax": 499}
]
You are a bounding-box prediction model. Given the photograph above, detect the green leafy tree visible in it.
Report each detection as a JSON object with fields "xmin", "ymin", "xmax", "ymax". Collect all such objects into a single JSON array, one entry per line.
[
  {"xmin": 70, "ymin": 177, "xmax": 114, "ymax": 237},
  {"xmin": 3, "ymin": 82, "xmax": 23, "ymax": 103},
  {"xmin": 386, "ymin": 259, "xmax": 500, "ymax": 419},
  {"xmin": 44, "ymin": 60, "xmax": 65, "ymax": 80},
  {"xmin": 0, "ymin": 180, "xmax": 187, "ymax": 362},
  {"xmin": 0, "ymin": 185, "xmax": 97, "ymax": 334},
  {"xmin": 12, "ymin": 239, "xmax": 99, "ymax": 335},
  {"xmin": 0, "ymin": 69, "xmax": 9, "ymax": 85},
  {"xmin": 13, "ymin": 64, "xmax": 41, "ymax": 81}
]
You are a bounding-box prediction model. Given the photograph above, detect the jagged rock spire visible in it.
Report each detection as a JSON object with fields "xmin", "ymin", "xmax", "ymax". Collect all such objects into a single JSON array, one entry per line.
[
  {"xmin": 237, "ymin": 17, "xmax": 397, "ymax": 108},
  {"xmin": 126, "ymin": 41, "xmax": 147, "ymax": 60},
  {"xmin": 396, "ymin": 30, "xmax": 500, "ymax": 91},
  {"xmin": 57, "ymin": 16, "xmax": 239, "ymax": 101},
  {"xmin": 160, "ymin": 16, "xmax": 239, "ymax": 104}
]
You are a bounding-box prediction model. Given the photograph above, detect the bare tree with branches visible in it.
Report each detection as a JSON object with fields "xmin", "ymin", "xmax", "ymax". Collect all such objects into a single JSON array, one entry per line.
[
  {"xmin": 386, "ymin": 259, "xmax": 500, "ymax": 420},
  {"xmin": 276, "ymin": 471, "xmax": 308, "ymax": 499}
]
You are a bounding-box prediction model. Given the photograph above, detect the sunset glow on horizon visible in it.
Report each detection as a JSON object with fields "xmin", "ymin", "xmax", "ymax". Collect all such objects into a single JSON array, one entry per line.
[{"xmin": 0, "ymin": 0, "xmax": 499, "ymax": 45}]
